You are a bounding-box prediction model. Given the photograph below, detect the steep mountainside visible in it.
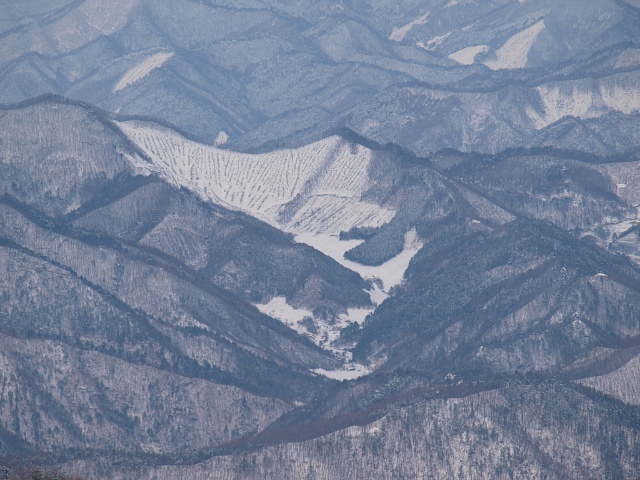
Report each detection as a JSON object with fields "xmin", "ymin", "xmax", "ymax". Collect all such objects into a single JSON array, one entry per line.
[
  {"xmin": 1, "ymin": 97, "xmax": 640, "ymax": 478},
  {"xmin": 0, "ymin": 98, "xmax": 364, "ymax": 456}
]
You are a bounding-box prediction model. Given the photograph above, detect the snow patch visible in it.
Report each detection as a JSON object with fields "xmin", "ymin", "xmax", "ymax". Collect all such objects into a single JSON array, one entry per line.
[
  {"xmin": 113, "ymin": 52, "xmax": 174, "ymax": 92},
  {"xmin": 295, "ymin": 228, "xmax": 423, "ymax": 292},
  {"xmin": 609, "ymin": 220, "xmax": 640, "ymax": 234},
  {"xmin": 313, "ymin": 363, "xmax": 369, "ymax": 380},
  {"xmin": 255, "ymin": 297, "xmax": 312, "ymax": 329},
  {"xmin": 483, "ymin": 20, "xmax": 544, "ymax": 70},
  {"xmin": 340, "ymin": 307, "xmax": 372, "ymax": 325},
  {"xmin": 448, "ymin": 45, "xmax": 489, "ymax": 65},
  {"xmin": 368, "ymin": 283, "xmax": 389, "ymax": 305},
  {"xmin": 256, "ymin": 297, "xmax": 372, "ymax": 359},
  {"xmin": 214, "ymin": 131, "xmax": 228, "ymax": 147},
  {"xmin": 389, "ymin": 12, "xmax": 430, "ymax": 42}
]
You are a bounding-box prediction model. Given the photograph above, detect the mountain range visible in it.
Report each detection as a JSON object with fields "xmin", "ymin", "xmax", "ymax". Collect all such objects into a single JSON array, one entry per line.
[{"xmin": 1, "ymin": 1, "xmax": 640, "ymax": 479}]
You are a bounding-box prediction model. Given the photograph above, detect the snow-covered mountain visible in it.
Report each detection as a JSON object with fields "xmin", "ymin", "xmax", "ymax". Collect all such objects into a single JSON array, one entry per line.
[
  {"xmin": 3, "ymin": 0, "xmax": 640, "ymax": 479},
  {"xmin": 3, "ymin": 91, "xmax": 640, "ymax": 479},
  {"xmin": 1, "ymin": 0, "xmax": 639, "ymax": 155}
]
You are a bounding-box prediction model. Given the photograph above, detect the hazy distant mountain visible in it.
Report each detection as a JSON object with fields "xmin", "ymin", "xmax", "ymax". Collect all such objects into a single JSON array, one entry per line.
[
  {"xmin": 2, "ymin": 1, "xmax": 640, "ymax": 479},
  {"xmin": 1, "ymin": 0, "xmax": 639, "ymax": 154}
]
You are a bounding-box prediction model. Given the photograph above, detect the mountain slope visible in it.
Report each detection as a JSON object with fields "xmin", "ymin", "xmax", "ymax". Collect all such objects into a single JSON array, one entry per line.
[
  {"xmin": 0, "ymin": 98, "xmax": 379, "ymax": 457},
  {"xmin": 2, "ymin": 93, "xmax": 640, "ymax": 477}
]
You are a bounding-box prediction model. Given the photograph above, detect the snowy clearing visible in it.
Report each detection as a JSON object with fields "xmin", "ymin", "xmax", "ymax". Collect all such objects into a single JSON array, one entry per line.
[
  {"xmin": 113, "ymin": 52, "xmax": 174, "ymax": 92},
  {"xmin": 255, "ymin": 297, "xmax": 313, "ymax": 328},
  {"xmin": 483, "ymin": 20, "xmax": 544, "ymax": 70},
  {"xmin": 295, "ymin": 228, "xmax": 423, "ymax": 292},
  {"xmin": 255, "ymin": 297, "xmax": 373, "ymax": 360}
]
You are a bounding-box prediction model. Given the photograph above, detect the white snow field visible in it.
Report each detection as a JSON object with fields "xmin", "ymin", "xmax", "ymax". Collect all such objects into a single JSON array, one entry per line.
[
  {"xmin": 117, "ymin": 120, "xmax": 396, "ymax": 237},
  {"xmin": 483, "ymin": 19, "xmax": 545, "ymax": 70},
  {"xmin": 295, "ymin": 228, "xmax": 423, "ymax": 293},
  {"xmin": 312, "ymin": 363, "xmax": 370, "ymax": 381},
  {"xmin": 113, "ymin": 51, "xmax": 174, "ymax": 92},
  {"xmin": 255, "ymin": 297, "xmax": 313, "ymax": 330},
  {"xmin": 448, "ymin": 45, "xmax": 489, "ymax": 65}
]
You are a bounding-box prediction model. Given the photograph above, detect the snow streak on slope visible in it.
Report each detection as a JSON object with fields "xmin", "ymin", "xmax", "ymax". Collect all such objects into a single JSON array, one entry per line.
[
  {"xmin": 448, "ymin": 45, "xmax": 489, "ymax": 65},
  {"xmin": 113, "ymin": 52, "xmax": 174, "ymax": 92},
  {"xmin": 416, "ymin": 31, "xmax": 452, "ymax": 52},
  {"xmin": 484, "ymin": 20, "xmax": 544, "ymax": 70},
  {"xmin": 116, "ymin": 120, "xmax": 395, "ymax": 236},
  {"xmin": 389, "ymin": 12, "xmax": 430, "ymax": 42}
]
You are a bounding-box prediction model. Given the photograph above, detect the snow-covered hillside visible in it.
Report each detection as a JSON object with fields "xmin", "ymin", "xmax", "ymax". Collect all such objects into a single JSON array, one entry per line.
[
  {"xmin": 116, "ymin": 120, "xmax": 423, "ymax": 364},
  {"xmin": 117, "ymin": 120, "xmax": 395, "ymax": 237},
  {"xmin": 484, "ymin": 19, "xmax": 545, "ymax": 70},
  {"xmin": 578, "ymin": 353, "xmax": 640, "ymax": 406},
  {"xmin": 527, "ymin": 73, "xmax": 640, "ymax": 128}
]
